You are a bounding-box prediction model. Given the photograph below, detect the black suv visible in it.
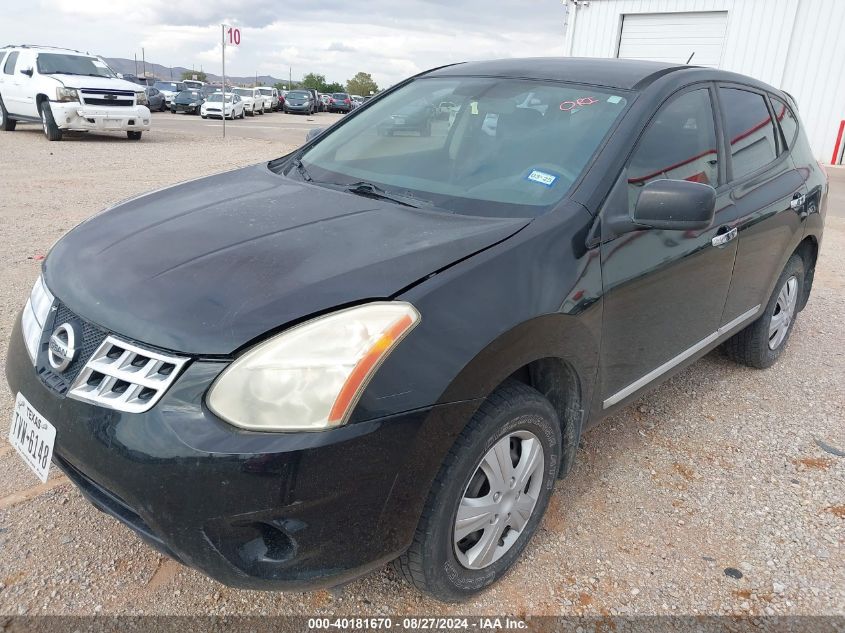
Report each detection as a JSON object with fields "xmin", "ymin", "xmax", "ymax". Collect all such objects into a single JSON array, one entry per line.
[{"xmin": 6, "ymin": 58, "xmax": 826, "ymax": 602}]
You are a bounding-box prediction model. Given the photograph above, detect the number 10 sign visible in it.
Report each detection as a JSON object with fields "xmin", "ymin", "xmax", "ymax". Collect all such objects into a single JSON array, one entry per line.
[{"xmin": 220, "ymin": 24, "xmax": 241, "ymax": 137}]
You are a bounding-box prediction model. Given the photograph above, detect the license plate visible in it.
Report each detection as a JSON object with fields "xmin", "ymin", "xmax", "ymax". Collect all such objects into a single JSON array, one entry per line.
[
  {"xmin": 104, "ymin": 119, "xmax": 123, "ymax": 129},
  {"xmin": 9, "ymin": 392, "xmax": 56, "ymax": 483}
]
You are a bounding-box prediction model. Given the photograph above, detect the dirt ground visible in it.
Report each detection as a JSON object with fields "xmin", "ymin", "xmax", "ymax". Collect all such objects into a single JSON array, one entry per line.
[{"xmin": 0, "ymin": 125, "xmax": 842, "ymax": 617}]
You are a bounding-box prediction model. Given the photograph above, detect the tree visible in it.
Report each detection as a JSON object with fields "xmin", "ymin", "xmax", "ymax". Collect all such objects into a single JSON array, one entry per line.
[
  {"xmin": 301, "ymin": 73, "xmax": 326, "ymax": 91},
  {"xmin": 181, "ymin": 70, "xmax": 208, "ymax": 82},
  {"xmin": 346, "ymin": 72, "xmax": 378, "ymax": 96},
  {"xmin": 323, "ymin": 82, "xmax": 345, "ymax": 93}
]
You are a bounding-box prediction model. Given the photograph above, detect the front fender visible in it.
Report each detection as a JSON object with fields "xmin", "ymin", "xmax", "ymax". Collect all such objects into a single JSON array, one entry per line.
[{"xmin": 351, "ymin": 203, "xmax": 603, "ymax": 426}]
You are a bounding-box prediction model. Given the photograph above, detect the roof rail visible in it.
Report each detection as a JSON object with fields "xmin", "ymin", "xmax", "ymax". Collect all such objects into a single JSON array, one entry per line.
[{"xmin": 0, "ymin": 44, "xmax": 89, "ymax": 55}]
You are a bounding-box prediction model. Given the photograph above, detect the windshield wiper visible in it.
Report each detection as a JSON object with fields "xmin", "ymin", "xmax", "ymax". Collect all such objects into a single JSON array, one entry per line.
[
  {"xmin": 291, "ymin": 158, "xmax": 312, "ymax": 182},
  {"xmin": 344, "ymin": 181, "xmax": 432, "ymax": 209}
]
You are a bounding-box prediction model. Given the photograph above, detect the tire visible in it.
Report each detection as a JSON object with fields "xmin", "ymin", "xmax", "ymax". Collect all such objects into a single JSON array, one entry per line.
[
  {"xmin": 394, "ymin": 380, "xmax": 561, "ymax": 602},
  {"xmin": 160, "ymin": 102, "xmax": 167, "ymax": 112},
  {"xmin": 247, "ymin": 107, "xmax": 254, "ymax": 117},
  {"xmin": 40, "ymin": 102, "xmax": 62, "ymax": 141},
  {"xmin": 723, "ymin": 254, "xmax": 804, "ymax": 369},
  {"xmin": 126, "ymin": 131, "xmax": 142, "ymax": 140},
  {"xmin": 0, "ymin": 97, "xmax": 16, "ymax": 131},
  {"xmin": 201, "ymin": 114, "xmax": 207, "ymax": 119}
]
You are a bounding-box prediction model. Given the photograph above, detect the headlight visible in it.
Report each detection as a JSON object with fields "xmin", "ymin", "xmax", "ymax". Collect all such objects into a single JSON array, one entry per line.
[
  {"xmin": 21, "ymin": 275, "xmax": 54, "ymax": 364},
  {"xmin": 207, "ymin": 302, "xmax": 420, "ymax": 432},
  {"xmin": 55, "ymin": 87, "xmax": 79, "ymax": 103},
  {"xmin": 136, "ymin": 91, "xmax": 148, "ymax": 106}
]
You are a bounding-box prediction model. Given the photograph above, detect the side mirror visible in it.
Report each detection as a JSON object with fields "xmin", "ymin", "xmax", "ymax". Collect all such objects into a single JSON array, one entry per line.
[
  {"xmin": 633, "ymin": 179, "xmax": 716, "ymax": 231},
  {"xmin": 305, "ymin": 127, "xmax": 326, "ymax": 142},
  {"xmin": 20, "ymin": 68, "xmax": 33, "ymax": 77}
]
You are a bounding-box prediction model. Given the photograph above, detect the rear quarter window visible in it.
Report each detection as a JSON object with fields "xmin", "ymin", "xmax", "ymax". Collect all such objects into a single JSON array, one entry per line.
[{"xmin": 770, "ymin": 95, "xmax": 799, "ymax": 151}]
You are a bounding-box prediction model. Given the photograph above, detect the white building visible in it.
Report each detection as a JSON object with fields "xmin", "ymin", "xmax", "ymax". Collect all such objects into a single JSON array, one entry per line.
[{"xmin": 562, "ymin": 0, "xmax": 845, "ymax": 163}]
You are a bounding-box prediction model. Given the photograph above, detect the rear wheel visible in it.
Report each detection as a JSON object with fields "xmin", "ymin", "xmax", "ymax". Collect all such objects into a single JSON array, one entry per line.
[
  {"xmin": 395, "ymin": 381, "xmax": 561, "ymax": 602},
  {"xmin": 0, "ymin": 97, "xmax": 17, "ymax": 131},
  {"xmin": 40, "ymin": 102, "xmax": 62, "ymax": 141},
  {"xmin": 127, "ymin": 131, "xmax": 142, "ymax": 140},
  {"xmin": 723, "ymin": 254, "xmax": 804, "ymax": 369}
]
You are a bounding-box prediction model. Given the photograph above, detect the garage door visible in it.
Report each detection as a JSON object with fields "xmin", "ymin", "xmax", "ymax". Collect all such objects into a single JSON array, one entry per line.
[{"xmin": 617, "ymin": 11, "xmax": 728, "ymax": 68}]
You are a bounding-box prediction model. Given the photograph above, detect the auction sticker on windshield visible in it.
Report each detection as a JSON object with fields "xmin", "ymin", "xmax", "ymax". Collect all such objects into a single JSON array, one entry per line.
[
  {"xmin": 526, "ymin": 169, "xmax": 558, "ymax": 187},
  {"xmin": 9, "ymin": 392, "xmax": 56, "ymax": 483}
]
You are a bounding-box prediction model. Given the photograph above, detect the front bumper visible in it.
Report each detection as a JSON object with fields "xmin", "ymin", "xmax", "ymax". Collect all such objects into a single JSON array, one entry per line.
[
  {"xmin": 50, "ymin": 102, "xmax": 151, "ymax": 132},
  {"xmin": 5, "ymin": 315, "xmax": 476, "ymax": 590},
  {"xmin": 172, "ymin": 103, "xmax": 201, "ymax": 114},
  {"xmin": 285, "ymin": 104, "xmax": 311, "ymax": 112}
]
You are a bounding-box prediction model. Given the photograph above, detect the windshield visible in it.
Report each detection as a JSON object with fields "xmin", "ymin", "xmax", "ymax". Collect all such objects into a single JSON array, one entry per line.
[
  {"xmin": 154, "ymin": 82, "xmax": 183, "ymax": 92},
  {"xmin": 292, "ymin": 77, "xmax": 629, "ymax": 217},
  {"xmin": 288, "ymin": 91, "xmax": 309, "ymax": 99},
  {"xmin": 332, "ymin": 93, "xmax": 349, "ymax": 100},
  {"xmin": 233, "ymin": 88, "xmax": 253, "ymax": 97},
  {"xmin": 177, "ymin": 90, "xmax": 201, "ymax": 99},
  {"xmin": 259, "ymin": 88, "xmax": 273, "ymax": 95},
  {"xmin": 37, "ymin": 54, "xmax": 115, "ymax": 78},
  {"xmin": 207, "ymin": 93, "xmax": 233, "ymax": 102}
]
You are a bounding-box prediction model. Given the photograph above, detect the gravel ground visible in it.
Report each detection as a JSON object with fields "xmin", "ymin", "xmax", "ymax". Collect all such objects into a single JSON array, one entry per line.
[{"xmin": 0, "ymin": 127, "xmax": 842, "ymax": 617}]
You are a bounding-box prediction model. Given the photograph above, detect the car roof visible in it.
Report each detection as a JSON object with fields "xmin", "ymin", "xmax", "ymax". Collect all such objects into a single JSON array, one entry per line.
[
  {"xmin": 425, "ymin": 57, "xmax": 689, "ymax": 90},
  {"xmin": 1, "ymin": 44, "xmax": 92, "ymax": 55}
]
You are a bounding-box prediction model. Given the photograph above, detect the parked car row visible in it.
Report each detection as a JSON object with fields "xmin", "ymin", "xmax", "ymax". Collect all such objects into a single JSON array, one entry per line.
[{"xmin": 0, "ymin": 44, "xmax": 363, "ymax": 142}]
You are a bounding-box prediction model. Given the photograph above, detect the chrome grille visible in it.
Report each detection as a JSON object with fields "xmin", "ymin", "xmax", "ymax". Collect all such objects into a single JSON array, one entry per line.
[
  {"xmin": 68, "ymin": 336, "xmax": 189, "ymax": 413},
  {"xmin": 80, "ymin": 88, "xmax": 135, "ymax": 108}
]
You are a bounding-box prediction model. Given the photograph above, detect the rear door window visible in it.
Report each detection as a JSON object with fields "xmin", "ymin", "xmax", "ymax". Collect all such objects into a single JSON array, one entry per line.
[
  {"xmin": 720, "ymin": 88, "xmax": 779, "ymax": 180},
  {"xmin": 770, "ymin": 95, "xmax": 798, "ymax": 151},
  {"xmin": 627, "ymin": 88, "xmax": 720, "ymax": 211}
]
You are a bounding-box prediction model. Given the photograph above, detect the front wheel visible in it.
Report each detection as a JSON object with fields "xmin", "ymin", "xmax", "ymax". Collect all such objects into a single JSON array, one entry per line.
[
  {"xmin": 395, "ymin": 381, "xmax": 561, "ymax": 602},
  {"xmin": 126, "ymin": 131, "xmax": 142, "ymax": 140},
  {"xmin": 40, "ymin": 103, "xmax": 62, "ymax": 141},
  {"xmin": 723, "ymin": 254, "xmax": 804, "ymax": 369}
]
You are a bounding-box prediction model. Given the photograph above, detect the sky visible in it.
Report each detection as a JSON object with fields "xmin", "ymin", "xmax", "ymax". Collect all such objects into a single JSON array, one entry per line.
[{"xmin": 3, "ymin": 1, "xmax": 569, "ymax": 88}]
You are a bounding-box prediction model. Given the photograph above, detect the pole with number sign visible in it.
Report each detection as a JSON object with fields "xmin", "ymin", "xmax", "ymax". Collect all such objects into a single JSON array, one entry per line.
[{"xmin": 221, "ymin": 24, "xmax": 241, "ymax": 138}]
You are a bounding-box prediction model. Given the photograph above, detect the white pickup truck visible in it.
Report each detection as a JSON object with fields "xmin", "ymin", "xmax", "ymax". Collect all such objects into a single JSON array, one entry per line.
[{"xmin": 0, "ymin": 45, "xmax": 151, "ymax": 141}]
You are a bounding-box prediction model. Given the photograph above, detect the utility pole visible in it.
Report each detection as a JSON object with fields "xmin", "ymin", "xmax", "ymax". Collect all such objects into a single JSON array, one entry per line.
[
  {"xmin": 221, "ymin": 24, "xmax": 226, "ymax": 139},
  {"xmin": 134, "ymin": 53, "xmax": 138, "ymax": 77},
  {"xmin": 141, "ymin": 48, "xmax": 146, "ymax": 79},
  {"xmin": 289, "ymin": 66, "xmax": 292, "ymax": 90}
]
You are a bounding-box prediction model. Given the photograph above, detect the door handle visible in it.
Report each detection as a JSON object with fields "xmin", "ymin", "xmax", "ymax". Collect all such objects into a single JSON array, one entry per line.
[
  {"xmin": 790, "ymin": 192, "xmax": 806, "ymax": 210},
  {"xmin": 711, "ymin": 227, "xmax": 737, "ymax": 248}
]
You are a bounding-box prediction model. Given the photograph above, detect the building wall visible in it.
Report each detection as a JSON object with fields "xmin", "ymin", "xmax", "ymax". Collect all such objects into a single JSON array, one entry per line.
[{"xmin": 564, "ymin": 0, "xmax": 845, "ymax": 162}]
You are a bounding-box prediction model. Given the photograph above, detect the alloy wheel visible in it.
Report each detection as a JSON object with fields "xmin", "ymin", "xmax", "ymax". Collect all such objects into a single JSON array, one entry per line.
[
  {"xmin": 769, "ymin": 275, "xmax": 798, "ymax": 350},
  {"xmin": 454, "ymin": 430, "xmax": 544, "ymax": 570}
]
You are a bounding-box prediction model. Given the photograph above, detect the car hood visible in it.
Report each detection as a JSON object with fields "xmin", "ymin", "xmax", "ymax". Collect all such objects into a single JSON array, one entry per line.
[
  {"xmin": 45, "ymin": 164, "xmax": 528, "ymax": 355},
  {"xmin": 50, "ymin": 74, "xmax": 141, "ymax": 92}
]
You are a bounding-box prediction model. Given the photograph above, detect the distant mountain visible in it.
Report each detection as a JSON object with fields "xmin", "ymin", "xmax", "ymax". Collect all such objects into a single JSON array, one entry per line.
[{"xmin": 104, "ymin": 57, "xmax": 290, "ymax": 87}]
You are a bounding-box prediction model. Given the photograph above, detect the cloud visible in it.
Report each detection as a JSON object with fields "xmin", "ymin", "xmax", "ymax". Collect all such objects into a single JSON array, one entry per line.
[
  {"xmin": 327, "ymin": 42, "xmax": 356, "ymax": 53},
  {"xmin": 11, "ymin": 0, "xmax": 567, "ymax": 86}
]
